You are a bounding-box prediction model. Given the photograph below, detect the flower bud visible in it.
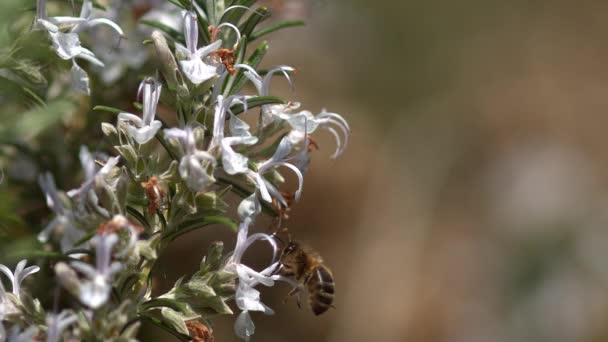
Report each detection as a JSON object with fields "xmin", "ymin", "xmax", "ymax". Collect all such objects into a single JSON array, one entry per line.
[{"xmin": 151, "ymin": 30, "xmax": 182, "ymax": 92}]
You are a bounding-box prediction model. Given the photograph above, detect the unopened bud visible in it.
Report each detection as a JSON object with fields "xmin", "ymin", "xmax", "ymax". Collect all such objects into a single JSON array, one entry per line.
[{"xmin": 151, "ymin": 30, "xmax": 181, "ymax": 91}]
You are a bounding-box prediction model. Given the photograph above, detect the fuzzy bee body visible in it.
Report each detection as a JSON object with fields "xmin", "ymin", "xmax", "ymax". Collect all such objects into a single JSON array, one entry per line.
[
  {"xmin": 305, "ymin": 264, "xmax": 335, "ymax": 315},
  {"xmin": 278, "ymin": 241, "xmax": 335, "ymax": 315}
]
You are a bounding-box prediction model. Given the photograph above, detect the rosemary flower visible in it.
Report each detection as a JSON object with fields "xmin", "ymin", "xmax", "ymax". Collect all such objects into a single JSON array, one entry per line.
[
  {"xmin": 118, "ymin": 79, "xmax": 163, "ymax": 144},
  {"xmin": 70, "ymin": 234, "xmax": 122, "ymax": 309},
  {"xmin": 176, "ymin": 11, "xmax": 223, "ymax": 85},
  {"xmin": 164, "ymin": 126, "xmax": 217, "ymax": 192},
  {"xmin": 36, "ymin": 0, "xmax": 124, "ymax": 94},
  {"xmin": 38, "ymin": 173, "xmax": 83, "ymax": 252},
  {"xmin": 44, "ymin": 311, "xmax": 77, "ymax": 342},
  {"xmin": 209, "ymin": 95, "xmax": 258, "ymax": 175}
]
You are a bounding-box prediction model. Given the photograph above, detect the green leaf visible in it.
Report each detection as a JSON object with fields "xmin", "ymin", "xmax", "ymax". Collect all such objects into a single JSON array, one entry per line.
[
  {"xmin": 220, "ymin": 0, "xmax": 256, "ymax": 25},
  {"xmin": 250, "ymin": 20, "xmax": 305, "ymax": 41},
  {"xmin": 239, "ymin": 7, "xmax": 271, "ymax": 39},
  {"xmin": 193, "ymin": 5, "xmax": 211, "ymax": 45},
  {"xmin": 1, "ymin": 99, "xmax": 76, "ymax": 140},
  {"xmin": 141, "ymin": 298, "xmax": 188, "ymax": 312},
  {"xmin": 156, "ymin": 134, "xmax": 179, "ymax": 161},
  {"xmin": 162, "ymin": 216, "xmax": 238, "ymax": 242},
  {"xmin": 200, "ymin": 241, "xmax": 224, "ymax": 274},
  {"xmin": 205, "ymin": 0, "xmax": 226, "ymax": 25},
  {"xmin": 140, "ymin": 20, "xmax": 184, "ymax": 45},
  {"xmin": 160, "ymin": 308, "xmax": 190, "ymax": 336},
  {"xmin": 11, "ymin": 59, "xmax": 47, "ymax": 85},
  {"xmin": 93, "ymin": 105, "xmax": 124, "ymax": 114},
  {"xmin": 126, "ymin": 206, "xmax": 151, "ymax": 230},
  {"xmin": 21, "ymin": 86, "xmax": 45, "ymax": 107},
  {"xmin": 230, "ymin": 95, "xmax": 286, "ymax": 115},
  {"xmin": 229, "ymin": 40, "xmax": 268, "ymax": 94},
  {"xmin": 139, "ymin": 316, "xmax": 191, "ymax": 341}
]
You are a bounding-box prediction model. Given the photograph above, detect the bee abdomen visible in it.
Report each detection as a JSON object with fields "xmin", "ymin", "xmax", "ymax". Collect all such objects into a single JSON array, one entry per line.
[{"xmin": 307, "ymin": 266, "xmax": 335, "ymax": 316}]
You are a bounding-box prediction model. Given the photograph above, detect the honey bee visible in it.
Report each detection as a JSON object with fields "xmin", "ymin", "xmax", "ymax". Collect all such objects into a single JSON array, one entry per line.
[{"xmin": 276, "ymin": 239, "xmax": 335, "ymax": 315}]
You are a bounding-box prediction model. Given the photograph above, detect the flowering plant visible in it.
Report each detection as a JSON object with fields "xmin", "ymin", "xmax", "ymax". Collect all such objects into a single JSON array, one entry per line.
[{"xmin": 0, "ymin": 0, "xmax": 348, "ymax": 340}]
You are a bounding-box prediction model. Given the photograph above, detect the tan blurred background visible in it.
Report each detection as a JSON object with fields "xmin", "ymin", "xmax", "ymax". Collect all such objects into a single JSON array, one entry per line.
[{"xmin": 142, "ymin": 1, "xmax": 608, "ymax": 341}]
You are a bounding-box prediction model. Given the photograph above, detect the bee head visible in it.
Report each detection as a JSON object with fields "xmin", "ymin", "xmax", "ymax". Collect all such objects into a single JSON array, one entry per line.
[{"xmin": 283, "ymin": 241, "xmax": 299, "ymax": 255}]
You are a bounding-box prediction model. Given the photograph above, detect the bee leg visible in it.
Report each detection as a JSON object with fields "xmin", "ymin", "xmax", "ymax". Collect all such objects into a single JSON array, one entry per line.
[
  {"xmin": 283, "ymin": 286, "xmax": 301, "ymax": 306},
  {"xmin": 296, "ymin": 292, "xmax": 302, "ymax": 309}
]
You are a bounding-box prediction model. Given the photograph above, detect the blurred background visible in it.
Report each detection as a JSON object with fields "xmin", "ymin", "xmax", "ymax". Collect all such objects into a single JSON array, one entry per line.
[{"xmin": 5, "ymin": 0, "xmax": 608, "ymax": 341}]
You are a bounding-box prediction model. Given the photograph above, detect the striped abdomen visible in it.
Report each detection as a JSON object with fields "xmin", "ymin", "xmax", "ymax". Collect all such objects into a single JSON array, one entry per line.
[{"xmin": 307, "ymin": 265, "xmax": 335, "ymax": 315}]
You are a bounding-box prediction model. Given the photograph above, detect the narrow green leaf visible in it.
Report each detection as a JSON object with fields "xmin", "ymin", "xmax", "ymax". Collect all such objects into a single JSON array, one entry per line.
[
  {"xmin": 160, "ymin": 308, "xmax": 189, "ymax": 336},
  {"xmin": 3, "ymin": 99, "xmax": 75, "ymax": 140},
  {"xmin": 230, "ymin": 96, "xmax": 285, "ymax": 115},
  {"xmin": 140, "ymin": 20, "xmax": 185, "ymax": 45},
  {"xmin": 238, "ymin": 7, "xmax": 270, "ymax": 39},
  {"xmin": 155, "ymin": 134, "xmax": 179, "ymax": 161},
  {"xmin": 21, "ymin": 86, "xmax": 45, "ymax": 107},
  {"xmin": 205, "ymin": 0, "xmax": 226, "ymax": 25},
  {"xmin": 193, "ymin": 5, "xmax": 211, "ymax": 45},
  {"xmin": 126, "ymin": 206, "xmax": 151, "ymax": 230},
  {"xmin": 139, "ymin": 316, "xmax": 191, "ymax": 341},
  {"xmin": 250, "ymin": 20, "xmax": 305, "ymax": 41},
  {"xmin": 162, "ymin": 216, "xmax": 238, "ymax": 242},
  {"xmin": 93, "ymin": 105, "xmax": 124, "ymax": 114},
  {"xmin": 140, "ymin": 298, "xmax": 188, "ymax": 312},
  {"xmin": 220, "ymin": 0, "xmax": 256, "ymax": 25},
  {"xmin": 229, "ymin": 40, "xmax": 268, "ymax": 94}
]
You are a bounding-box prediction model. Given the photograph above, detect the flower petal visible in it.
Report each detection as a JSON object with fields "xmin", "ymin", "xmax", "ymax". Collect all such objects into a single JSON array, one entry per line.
[
  {"xmin": 180, "ymin": 58, "xmax": 218, "ymax": 85},
  {"xmin": 126, "ymin": 120, "xmax": 162, "ymax": 144},
  {"xmin": 234, "ymin": 311, "xmax": 255, "ymax": 341},
  {"xmin": 70, "ymin": 61, "xmax": 91, "ymax": 95}
]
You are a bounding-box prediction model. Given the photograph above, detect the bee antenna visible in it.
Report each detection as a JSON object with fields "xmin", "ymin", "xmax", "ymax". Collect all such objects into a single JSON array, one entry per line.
[{"xmin": 270, "ymin": 232, "xmax": 284, "ymax": 245}]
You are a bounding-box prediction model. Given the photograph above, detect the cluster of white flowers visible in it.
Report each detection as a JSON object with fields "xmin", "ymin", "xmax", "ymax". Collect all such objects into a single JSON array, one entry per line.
[
  {"xmin": 7, "ymin": 0, "xmax": 349, "ymax": 340},
  {"xmin": 35, "ymin": 0, "xmax": 124, "ymax": 95}
]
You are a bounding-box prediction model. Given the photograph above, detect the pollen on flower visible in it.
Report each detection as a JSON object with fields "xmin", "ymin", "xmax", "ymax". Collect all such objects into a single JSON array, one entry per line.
[
  {"xmin": 141, "ymin": 176, "xmax": 168, "ymax": 215},
  {"xmin": 272, "ymin": 195, "xmax": 293, "ymax": 220},
  {"xmin": 96, "ymin": 216, "xmax": 144, "ymax": 235},
  {"xmin": 212, "ymin": 48, "xmax": 237, "ymax": 75},
  {"xmin": 307, "ymin": 135, "xmax": 320, "ymax": 152},
  {"xmin": 208, "ymin": 25, "xmax": 217, "ymax": 41},
  {"xmin": 186, "ymin": 319, "xmax": 215, "ymax": 342}
]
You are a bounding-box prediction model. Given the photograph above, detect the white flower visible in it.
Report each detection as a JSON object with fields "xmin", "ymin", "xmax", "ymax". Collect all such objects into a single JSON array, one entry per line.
[
  {"xmin": 0, "ymin": 260, "xmax": 40, "ymax": 300},
  {"xmin": 38, "ymin": 173, "xmax": 84, "ymax": 252},
  {"xmin": 282, "ymin": 109, "xmax": 351, "ymax": 159},
  {"xmin": 66, "ymin": 146, "xmax": 120, "ymax": 218},
  {"xmin": 36, "ymin": 0, "xmax": 124, "ymax": 95},
  {"xmin": 228, "ymin": 195, "xmax": 282, "ymax": 341},
  {"xmin": 236, "ymin": 64, "xmax": 295, "ymax": 127},
  {"xmin": 175, "ymin": 11, "xmax": 223, "ymax": 84},
  {"xmin": 90, "ymin": 2, "xmax": 148, "ymax": 84},
  {"xmin": 118, "ymin": 79, "xmax": 163, "ymax": 144},
  {"xmin": 70, "ymin": 234, "xmax": 122, "ymax": 309},
  {"xmin": 0, "ymin": 260, "xmax": 39, "ymax": 320},
  {"xmin": 45, "ymin": 311, "xmax": 78, "ymax": 342},
  {"xmin": 164, "ymin": 127, "xmax": 217, "ymax": 192},
  {"xmin": 209, "ymin": 95, "xmax": 258, "ymax": 175},
  {"xmin": 236, "ymin": 64, "xmax": 350, "ymax": 158},
  {"xmin": 246, "ymin": 136, "xmax": 304, "ymax": 207}
]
